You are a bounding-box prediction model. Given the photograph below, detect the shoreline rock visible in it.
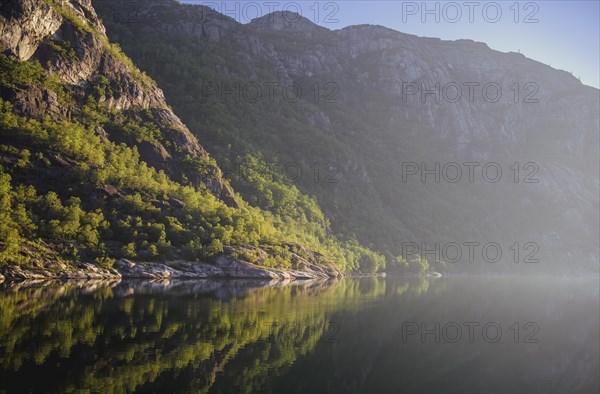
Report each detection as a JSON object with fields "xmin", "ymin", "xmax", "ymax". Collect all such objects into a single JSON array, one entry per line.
[{"xmin": 0, "ymin": 256, "xmax": 344, "ymax": 281}]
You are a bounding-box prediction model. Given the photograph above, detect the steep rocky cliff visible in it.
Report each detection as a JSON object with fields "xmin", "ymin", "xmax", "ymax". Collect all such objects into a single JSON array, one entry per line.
[
  {"xmin": 1, "ymin": 0, "xmax": 236, "ymax": 204},
  {"xmin": 94, "ymin": 0, "xmax": 599, "ymax": 273}
]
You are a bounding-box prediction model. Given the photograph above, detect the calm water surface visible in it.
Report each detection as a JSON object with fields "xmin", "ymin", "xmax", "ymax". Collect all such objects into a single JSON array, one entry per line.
[{"xmin": 0, "ymin": 277, "xmax": 598, "ymax": 393}]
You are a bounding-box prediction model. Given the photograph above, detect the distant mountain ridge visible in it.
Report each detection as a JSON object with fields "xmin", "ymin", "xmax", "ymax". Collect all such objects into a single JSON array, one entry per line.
[{"xmin": 93, "ymin": 0, "xmax": 600, "ymax": 273}]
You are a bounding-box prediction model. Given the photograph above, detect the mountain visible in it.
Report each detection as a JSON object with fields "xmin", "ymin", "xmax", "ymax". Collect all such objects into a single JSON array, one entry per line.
[
  {"xmin": 91, "ymin": 0, "xmax": 599, "ymax": 274},
  {"xmin": 0, "ymin": 0, "xmax": 385, "ymax": 276}
]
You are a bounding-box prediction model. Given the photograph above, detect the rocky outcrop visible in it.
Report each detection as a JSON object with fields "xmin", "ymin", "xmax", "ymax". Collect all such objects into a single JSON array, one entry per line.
[
  {"xmin": 0, "ymin": 255, "xmax": 343, "ymax": 281},
  {"xmin": 0, "ymin": 241, "xmax": 343, "ymax": 281},
  {"xmin": 4, "ymin": 86, "xmax": 67, "ymax": 119},
  {"xmin": 113, "ymin": 259, "xmax": 222, "ymax": 279},
  {"xmin": 1, "ymin": 263, "xmax": 121, "ymax": 280},
  {"xmin": 0, "ymin": 0, "xmax": 62, "ymax": 60},
  {"xmin": 0, "ymin": 0, "xmax": 236, "ymax": 205},
  {"xmin": 249, "ymin": 11, "xmax": 328, "ymax": 34}
]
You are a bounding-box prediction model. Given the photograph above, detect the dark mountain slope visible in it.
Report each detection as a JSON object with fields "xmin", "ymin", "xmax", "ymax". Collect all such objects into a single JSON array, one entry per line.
[{"xmin": 94, "ymin": 0, "xmax": 599, "ymax": 274}]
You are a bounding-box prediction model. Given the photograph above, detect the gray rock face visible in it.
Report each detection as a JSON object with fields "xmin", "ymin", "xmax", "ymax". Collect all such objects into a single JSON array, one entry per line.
[
  {"xmin": 0, "ymin": 264, "xmax": 121, "ymax": 280},
  {"xmin": 112, "ymin": 255, "xmax": 341, "ymax": 280},
  {"xmin": 6, "ymin": 86, "xmax": 67, "ymax": 118},
  {"xmin": 214, "ymin": 256, "xmax": 279, "ymax": 279},
  {"xmin": 114, "ymin": 259, "xmax": 226, "ymax": 279},
  {"xmin": 0, "ymin": 0, "xmax": 62, "ymax": 60},
  {"xmin": 0, "ymin": 255, "xmax": 343, "ymax": 281},
  {"xmin": 249, "ymin": 11, "xmax": 328, "ymax": 33},
  {"xmin": 0, "ymin": 0, "xmax": 236, "ymax": 205}
]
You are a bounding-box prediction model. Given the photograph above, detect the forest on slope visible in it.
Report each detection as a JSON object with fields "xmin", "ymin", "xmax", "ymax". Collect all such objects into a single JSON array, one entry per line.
[{"xmin": 0, "ymin": 0, "xmax": 386, "ymax": 274}]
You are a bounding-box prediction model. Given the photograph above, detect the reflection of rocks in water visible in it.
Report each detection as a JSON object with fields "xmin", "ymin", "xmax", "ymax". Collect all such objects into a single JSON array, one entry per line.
[
  {"xmin": 0, "ymin": 278, "xmax": 121, "ymax": 295},
  {"xmin": 111, "ymin": 278, "xmax": 337, "ymax": 301},
  {"xmin": 0, "ymin": 277, "xmax": 339, "ymax": 299},
  {"xmin": 112, "ymin": 279, "xmax": 276, "ymax": 299},
  {"xmin": 1, "ymin": 255, "xmax": 344, "ymax": 281}
]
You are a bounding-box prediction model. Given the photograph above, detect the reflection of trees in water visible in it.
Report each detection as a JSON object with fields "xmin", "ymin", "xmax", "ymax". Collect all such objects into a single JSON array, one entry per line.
[
  {"xmin": 0, "ymin": 278, "xmax": 430, "ymax": 393},
  {"xmin": 389, "ymin": 276, "xmax": 433, "ymax": 298}
]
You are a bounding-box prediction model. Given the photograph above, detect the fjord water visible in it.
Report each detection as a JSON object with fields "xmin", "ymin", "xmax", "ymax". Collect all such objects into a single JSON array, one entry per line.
[{"xmin": 0, "ymin": 277, "xmax": 598, "ymax": 393}]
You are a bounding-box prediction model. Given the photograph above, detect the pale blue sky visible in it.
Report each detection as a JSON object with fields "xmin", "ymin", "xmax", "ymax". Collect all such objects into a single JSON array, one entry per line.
[{"xmin": 186, "ymin": 1, "xmax": 600, "ymax": 88}]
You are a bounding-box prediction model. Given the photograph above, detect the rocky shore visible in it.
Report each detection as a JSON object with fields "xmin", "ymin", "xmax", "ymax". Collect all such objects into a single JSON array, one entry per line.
[{"xmin": 0, "ymin": 254, "xmax": 343, "ymax": 281}]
